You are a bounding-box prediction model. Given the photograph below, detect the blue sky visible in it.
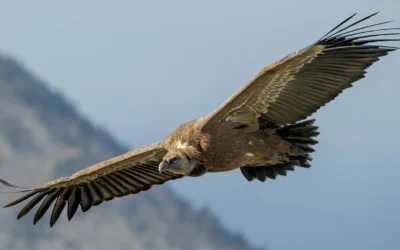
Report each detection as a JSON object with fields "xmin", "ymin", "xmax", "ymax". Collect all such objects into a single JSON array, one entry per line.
[{"xmin": 1, "ymin": 1, "xmax": 399, "ymax": 249}]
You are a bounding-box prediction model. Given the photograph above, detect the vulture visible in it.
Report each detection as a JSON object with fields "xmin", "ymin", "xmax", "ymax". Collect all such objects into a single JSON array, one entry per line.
[{"xmin": 1, "ymin": 12, "xmax": 399, "ymax": 227}]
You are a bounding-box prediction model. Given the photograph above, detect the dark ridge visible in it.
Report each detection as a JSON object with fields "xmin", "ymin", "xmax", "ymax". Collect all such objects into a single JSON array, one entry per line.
[{"xmin": 0, "ymin": 56, "xmax": 125, "ymax": 155}]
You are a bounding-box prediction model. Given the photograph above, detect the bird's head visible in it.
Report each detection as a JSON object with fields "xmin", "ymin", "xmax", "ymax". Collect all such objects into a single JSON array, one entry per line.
[
  {"xmin": 158, "ymin": 150, "xmax": 193, "ymax": 175},
  {"xmin": 158, "ymin": 147, "xmax": 207, "ymax": 177}
]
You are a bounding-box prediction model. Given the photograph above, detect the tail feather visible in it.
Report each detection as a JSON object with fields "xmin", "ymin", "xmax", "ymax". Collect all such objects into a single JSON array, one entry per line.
[
  {"xmin": 240, "ymin": 119, "xmax": 319, "ymax": 182},
  {"xmin": 275, "ymin": 119, "xmax": 319, "ymax": 153}
]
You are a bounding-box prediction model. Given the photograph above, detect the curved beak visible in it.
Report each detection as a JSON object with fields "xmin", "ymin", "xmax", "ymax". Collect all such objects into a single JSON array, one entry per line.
[{"xmin": 158, "ymin": 161, "xmax": 167, "ymax": 173}]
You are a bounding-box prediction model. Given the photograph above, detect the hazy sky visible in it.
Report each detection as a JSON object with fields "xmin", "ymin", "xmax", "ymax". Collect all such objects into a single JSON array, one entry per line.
[{"xmin": 1, "ymin": 1, "xmax": 399, "ymax": 249}]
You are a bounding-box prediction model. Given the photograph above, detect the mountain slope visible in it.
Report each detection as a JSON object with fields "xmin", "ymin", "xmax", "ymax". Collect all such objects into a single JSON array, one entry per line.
[{"xmin": 0, "ymin": 55, "xmax": 263, "ymax": 250}]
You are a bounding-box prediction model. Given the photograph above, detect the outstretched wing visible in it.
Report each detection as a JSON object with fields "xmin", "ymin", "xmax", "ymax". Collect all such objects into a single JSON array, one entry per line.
[
  {"xmin": 1, "ymin": 141, "xmax": 183, "ymax": 227},
  {"xmin": 201, "ymin": 13, "xmax": 399, "ymax": 132}
]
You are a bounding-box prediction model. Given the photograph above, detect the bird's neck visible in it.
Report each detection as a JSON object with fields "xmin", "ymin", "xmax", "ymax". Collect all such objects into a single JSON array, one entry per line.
[{"xmin": 186, "ymin": 163, "xmax": 207, "ymax": 177}]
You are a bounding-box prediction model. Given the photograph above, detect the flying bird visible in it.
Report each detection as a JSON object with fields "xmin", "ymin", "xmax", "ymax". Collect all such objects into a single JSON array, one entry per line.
[{"xmin": 1, "ymin": 12, "xmax": 399, "ymax": 227}]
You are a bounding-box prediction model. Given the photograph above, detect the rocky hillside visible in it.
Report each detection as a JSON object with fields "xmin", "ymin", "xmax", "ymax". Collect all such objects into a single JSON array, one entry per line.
[{"xmin": 0, "ymin": 55, "xmax": 263, "ymax": 250}]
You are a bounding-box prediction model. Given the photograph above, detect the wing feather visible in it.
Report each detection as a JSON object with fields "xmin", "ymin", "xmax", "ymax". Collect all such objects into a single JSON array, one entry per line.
[
  {"xmin": 67, "ymin": 187, "xmax": 80, "ymax": 220},
  {"xmin": 202, "ymin": 13, "xmax": 399, "ymax": 131},
  {"xmin": 1, "ymin": 141, "xmax": 183, "ymax": 226},
  {"xmin": 50, "ymin": 187, "xmax": 70, "ymax": 227}
]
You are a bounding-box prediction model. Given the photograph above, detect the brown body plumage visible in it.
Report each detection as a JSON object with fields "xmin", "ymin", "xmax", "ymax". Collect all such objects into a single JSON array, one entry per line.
[{"xmin": 1, "ymin": 12, "xmax": 399, "ymax": 227}]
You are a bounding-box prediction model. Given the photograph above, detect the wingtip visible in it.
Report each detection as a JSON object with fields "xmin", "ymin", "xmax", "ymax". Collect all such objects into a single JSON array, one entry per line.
[
  {"xmin": 67, "ymin": 212, "xmax": 73, "ymax": 221},
  {"xmin": 33, "ymin": 217, "xmax": 40, "ymax": 225},
  {"xmin": 3, "ymin": 199, "xmax": 20, "ymax": 208},
  {"xmin": 318, "ymin": 11, "xmax": 394, "ymax": 41},
  {"xmin": 348, "ymin": 12, "xmax": 358, "ymax": 21},
  {"xmin": 0, "ymin": 178, "xmax": 34, "ymax": 192},
  {"xmin": 364, "ymin": 11, "xmax": 380, "ymax": 20},
  {"xmin": 3, "ymin": 203, "xmax": 12, "ymax": 208}
]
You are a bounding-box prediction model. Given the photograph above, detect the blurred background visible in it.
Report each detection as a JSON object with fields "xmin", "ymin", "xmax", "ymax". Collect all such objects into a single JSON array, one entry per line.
[{"xmin": 0, "ymin": 0, "xmax": 399, "ymax": 250}]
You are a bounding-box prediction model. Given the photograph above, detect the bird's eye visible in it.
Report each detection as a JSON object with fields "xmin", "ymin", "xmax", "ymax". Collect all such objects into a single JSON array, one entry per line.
[{"xmin": 170, "ymin": 157, "xmax": 178, "ymax": 163}]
